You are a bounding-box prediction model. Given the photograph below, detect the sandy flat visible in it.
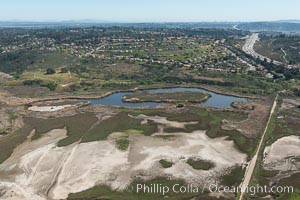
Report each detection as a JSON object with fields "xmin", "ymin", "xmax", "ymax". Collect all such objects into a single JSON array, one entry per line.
[
  {"xmin": 0, "ymin": 117, "xmax": 247, "ymax": 200},
  {"xmin": 28, "ymin": 105, "xmax": 73, "ymax": 112}
]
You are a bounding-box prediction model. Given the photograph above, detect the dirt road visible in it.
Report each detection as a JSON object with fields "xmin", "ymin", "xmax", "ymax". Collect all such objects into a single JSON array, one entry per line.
[{"xmin": 239, "ymin": 94, "xmax": 278, "ymax": 200}]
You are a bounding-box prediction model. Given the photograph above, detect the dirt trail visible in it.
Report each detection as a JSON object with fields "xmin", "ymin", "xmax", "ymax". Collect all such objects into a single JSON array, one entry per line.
[
  {"xmin": 46, "ymin": 118, "xmax": 102, "ymax": 197},
  {"xmin": 239, "ymin": 94, "xmax": 278, "ymax": 200},
  {"xmin": 0, "ymin": 128, "xmax": 68, "ymax": 200}
]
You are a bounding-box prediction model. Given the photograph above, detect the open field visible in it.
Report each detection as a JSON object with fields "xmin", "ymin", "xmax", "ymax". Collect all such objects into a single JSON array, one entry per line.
[
  {"xmin": 0, "ymin": 112, "xmax": 98, "ymax": 163},
  {"xmin": 25, "ymin": 112, "xmax": 98, "ymax": 146},
  {"xmin": 81, "ymin": 112, "xmax": 159, "ymax": 142}
]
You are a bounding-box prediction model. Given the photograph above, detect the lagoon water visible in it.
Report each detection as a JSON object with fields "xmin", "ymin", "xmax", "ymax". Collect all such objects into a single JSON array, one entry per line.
[{"xmin": 89, "ymin": 87, "xmax": 248, "ymax": 108}]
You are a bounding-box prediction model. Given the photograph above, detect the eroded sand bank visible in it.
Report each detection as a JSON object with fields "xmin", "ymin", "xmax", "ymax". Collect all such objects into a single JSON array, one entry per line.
[{"xmin": 264, "ymin": 135, "xmax": 300, "ymax": 171}]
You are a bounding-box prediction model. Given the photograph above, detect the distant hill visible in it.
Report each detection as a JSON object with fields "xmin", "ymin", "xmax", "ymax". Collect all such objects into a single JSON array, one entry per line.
[
  {"xmin": 276, "ymin": 20, "xmax": 300, "ymax": 24},
  {"xmin": 237, "ymin": 21, "xmax": 300, "ymax": 32},
  {"xmin": 0, "ymin": 21, "xmax": 239, "ymax": 30},
  {"xmin": 1, "ymin": 20, "xmax": 300, "ymax": 32},
  {"xmin": 0, "ymin": 20, "xmax": 111, "ymax": 28}
]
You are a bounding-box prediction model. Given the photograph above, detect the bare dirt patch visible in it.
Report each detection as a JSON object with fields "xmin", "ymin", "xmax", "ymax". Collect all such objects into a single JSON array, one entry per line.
[
  {"xmin": 222, "ymin": 99, "xmax": 271, "ymax": 138},
  {"xmin": 0, "ymin": 72, "xmax": 13, "ymax": 83},
  {"xmin": 280, "ymin": 98, "xmax": 300, "ymax": 110},
  {"xmin": 0, "ymin": 86, "xmax": 50, "ymax": 98},
  {"xmin": 0, "ymin": 92, "xmax": 33, "ymax": 106}
]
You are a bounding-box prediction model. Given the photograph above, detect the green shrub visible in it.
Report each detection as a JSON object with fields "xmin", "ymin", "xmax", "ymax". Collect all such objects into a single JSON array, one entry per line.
[{"xmin": 159, "ymin": 159, "xmax": 173, "ymax": 168}]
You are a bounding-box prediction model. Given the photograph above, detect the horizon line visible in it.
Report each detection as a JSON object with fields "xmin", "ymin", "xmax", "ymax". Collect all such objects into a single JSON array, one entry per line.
[{"xmin": 0, "ymin": 19, "xmax": 300, "ymax": 24}]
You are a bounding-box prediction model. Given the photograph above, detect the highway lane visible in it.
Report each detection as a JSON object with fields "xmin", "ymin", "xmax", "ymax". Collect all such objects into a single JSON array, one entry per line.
[{"xmin": 243, "ymin": 33, "xmax": 283, "ymax": 65}]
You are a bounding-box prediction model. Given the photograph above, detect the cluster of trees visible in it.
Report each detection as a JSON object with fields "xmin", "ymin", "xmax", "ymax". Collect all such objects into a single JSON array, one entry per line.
[
  {"xmin": 162, "ymin": 75, "xmax": 234, "ymax": 86},
  {"xmin": 259, "ymin": 59, "xmax": 300, "ymax": 80},
  {"xmin": 293, "ymin": 88, "xmax": 300, "ymax": 97},
  {"xmin": 0, "ymin": 130, "xmax": 8, "ymax": 135},
  {"xmin": 46, "ymin": 68, "xmax": 56, "ymax": 75},
  {"xmin": 23, "ymin": 79, "xmax": 57, "ymax": 91},
  {"xmin": 0, "ymin": 50, "xmax": 38, "ymax": 77}
]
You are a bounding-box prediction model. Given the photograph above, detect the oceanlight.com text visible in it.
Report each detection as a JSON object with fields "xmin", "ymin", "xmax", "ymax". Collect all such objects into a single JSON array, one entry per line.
[{"xmin": 127, "ymin": 183, "xmax": 294, "ymax": 196}]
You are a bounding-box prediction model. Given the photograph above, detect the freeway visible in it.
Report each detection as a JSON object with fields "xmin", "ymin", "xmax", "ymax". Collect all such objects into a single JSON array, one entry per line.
[{"xmin": 243, "ymin": 33, "xmax": 283, "ymax": 65}]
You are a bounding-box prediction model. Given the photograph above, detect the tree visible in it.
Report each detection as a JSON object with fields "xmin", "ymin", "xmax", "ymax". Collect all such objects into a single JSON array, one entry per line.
[
  {"xmin": 60, "ymin": 67, "xmax": 68, "ymax": 73},
  {"xmin": 46, "ymin": 68, "xmax": 56, "ymax": 75},
  {"xmin": 43, "ymin": 81, "xmax": 58, "ymax": 91}
]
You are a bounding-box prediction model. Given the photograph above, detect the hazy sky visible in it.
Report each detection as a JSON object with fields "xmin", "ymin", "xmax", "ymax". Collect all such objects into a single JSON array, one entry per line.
[{"xmin": 1, "ymin": 0, "xmax": 299, "ymax": 22}]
